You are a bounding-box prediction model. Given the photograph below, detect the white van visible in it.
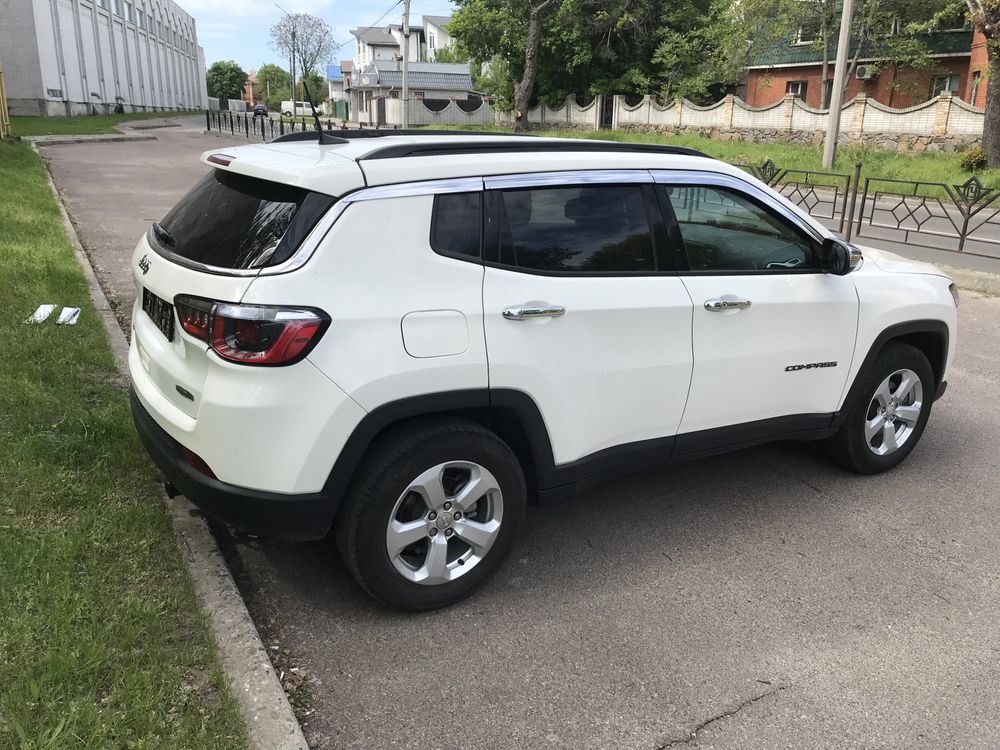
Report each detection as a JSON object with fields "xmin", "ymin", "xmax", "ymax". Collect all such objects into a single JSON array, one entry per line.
[{"xmin": 280, "ymin": 100, "xmax": 312, "ymax": 117}]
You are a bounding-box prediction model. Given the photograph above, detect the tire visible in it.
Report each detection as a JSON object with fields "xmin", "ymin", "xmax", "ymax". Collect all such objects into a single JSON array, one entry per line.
[
  {"xmin": 282, "ymin": 111, "xmax": 292, "ymax": 117},
  {"xmin": 336, "ymin": 417, "xmax": 527, "ymax": 610},
  {"xmin": 825, "ymin": 342, "xmax": 934, "ymax": 474}
]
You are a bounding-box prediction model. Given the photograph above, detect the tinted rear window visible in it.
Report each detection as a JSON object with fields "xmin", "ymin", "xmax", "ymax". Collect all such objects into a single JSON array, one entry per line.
[{"xmin": 154, "ymin": 170, "xmax": 335, "ymax": 269}]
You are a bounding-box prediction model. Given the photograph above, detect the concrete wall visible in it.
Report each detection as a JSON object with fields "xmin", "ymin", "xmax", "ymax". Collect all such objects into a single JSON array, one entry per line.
[
  {"xmin": 494, "ymin": 94, "xmax": 602, "ymax": 130},
  {"xmin": 385, "ymin": 97, "xmax": 494, "ymax": 126},
  {"xmin": 509, "ymin": 92, "xmax": 983, "ymax": 152},
  {"xmin": 2, "ymin": 0, "xmax": 205, "ymax": 115}
]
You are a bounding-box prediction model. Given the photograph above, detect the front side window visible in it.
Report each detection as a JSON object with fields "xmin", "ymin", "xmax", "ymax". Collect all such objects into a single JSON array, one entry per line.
[
  {"xmin": 494, "ymin": 184, "xmax": 658, "ymax": 273},
  {"xmin": 662, "ymin": 186, "xmax": 815, "ymax": 272},
  {"xmin": 153, "ymin": 170, "xmax": 335, "ymax": 269}
]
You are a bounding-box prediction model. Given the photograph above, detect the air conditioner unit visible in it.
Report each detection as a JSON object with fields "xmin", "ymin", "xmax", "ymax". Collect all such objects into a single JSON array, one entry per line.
[{"xmin": 856, "ymin": 65, "xmax": 877, "ymax": 80}]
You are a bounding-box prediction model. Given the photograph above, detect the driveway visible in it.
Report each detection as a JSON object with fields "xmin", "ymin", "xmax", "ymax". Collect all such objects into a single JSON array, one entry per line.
[{"xmin": 42, "ymin": 124, "xmax": 1000, "ymax": 749}]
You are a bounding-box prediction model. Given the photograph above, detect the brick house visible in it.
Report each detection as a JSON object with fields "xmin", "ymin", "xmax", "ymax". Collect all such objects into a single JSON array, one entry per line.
[{"xmin": 746, "ymin": 27, "xmax": 989, "ymax": 110}]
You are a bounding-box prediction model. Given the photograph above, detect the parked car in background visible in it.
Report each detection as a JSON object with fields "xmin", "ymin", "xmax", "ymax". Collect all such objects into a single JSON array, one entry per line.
[
  {"xmin": 280, "ymin": 100, "xmax": 312, "ymax": 117},
  {"xmin": 129, "ymin": 131, "xmax": 957, "ymax": 611},
  {"xmin": 252, "ymin": 104, "xmax": 269, "ymax": 118}
]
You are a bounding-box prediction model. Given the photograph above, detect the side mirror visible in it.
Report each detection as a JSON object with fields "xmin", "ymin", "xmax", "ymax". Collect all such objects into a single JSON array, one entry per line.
[{"xmin": 821, "ymin": 237, "xmax": 861, "ymax": 275}]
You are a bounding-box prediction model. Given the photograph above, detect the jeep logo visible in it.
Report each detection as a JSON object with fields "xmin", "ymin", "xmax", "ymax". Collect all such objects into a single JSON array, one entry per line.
[
  {"xmin": 138, "ymin": 254, "xmax": 150, "ymax": 275},
  {"xmin": 785, "ymin": 361, "xmax": 838, "ymax": 372}
]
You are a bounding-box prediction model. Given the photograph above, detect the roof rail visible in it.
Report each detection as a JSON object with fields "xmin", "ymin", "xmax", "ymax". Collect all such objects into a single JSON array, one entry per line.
[
  {"xmin": 358, "ymin": 140, "xmax": 711, "ymax": 161},
  {"xmin": 271, "ymin": 130, "xmax": 349, "ymax": 144}
]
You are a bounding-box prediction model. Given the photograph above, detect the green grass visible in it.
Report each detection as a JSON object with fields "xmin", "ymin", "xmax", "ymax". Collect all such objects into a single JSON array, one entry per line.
[
  {"xmin": 436, "ymin": 124, "xmax": 1000, "ymax": 190},
  {"xmin": 11, "ymin": 111, "xmax": 189, "ymax": 137},
  {"xmin": 0, "ymin": 140, "xmax": 246, "ymax": 750}
]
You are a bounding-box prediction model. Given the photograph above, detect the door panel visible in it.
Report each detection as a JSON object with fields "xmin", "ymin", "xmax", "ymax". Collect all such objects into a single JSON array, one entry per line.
[
  {"xmin": 679, "ymin": 271, "xmax": 858, "ymax": 434},
  {"xmin": 483, "ymin": 271, "xmax": 693, "ymax": 464}
]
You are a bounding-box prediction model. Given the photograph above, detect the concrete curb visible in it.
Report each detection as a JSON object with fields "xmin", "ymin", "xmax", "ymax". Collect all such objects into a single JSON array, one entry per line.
[
  {"xmin": 34, "ymin": 143, "xmax": 310, "ymax": 750},
  {"xmin": 23, "ymin": 116, "xmax": 181, "ymax": 146},
  {"xmin": 941, "ymin": 264, "xmax": 1000, "ymax": 296}
]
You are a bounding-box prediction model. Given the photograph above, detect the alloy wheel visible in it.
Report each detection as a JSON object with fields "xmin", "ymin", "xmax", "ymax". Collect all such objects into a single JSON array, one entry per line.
[
  {"xmin": 385, "ymin": 461, "xmax": 504, "ymax": 585},
  {"xmin": 864, "ymin": 368, "xmax": 924, "ymax": 456}
]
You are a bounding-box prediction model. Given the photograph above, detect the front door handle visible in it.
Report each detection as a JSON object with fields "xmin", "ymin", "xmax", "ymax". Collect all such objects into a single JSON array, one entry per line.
[
  {"xmin": 704, "ymin": 296, "xmax": 752, "ymax": 312},
  {"xmin": 503, "ymin": 304, "xmax": 566, "ymax": 321}
]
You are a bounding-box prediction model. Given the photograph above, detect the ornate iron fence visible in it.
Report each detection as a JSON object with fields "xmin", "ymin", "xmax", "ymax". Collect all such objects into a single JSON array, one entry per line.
[
  {"xmin": 734, "ymin": 159, "xmax": 854, "ymax": 234},
  {"xmin": 853, "ymin": 175, "xmax": 1000, "ymax": 258}
]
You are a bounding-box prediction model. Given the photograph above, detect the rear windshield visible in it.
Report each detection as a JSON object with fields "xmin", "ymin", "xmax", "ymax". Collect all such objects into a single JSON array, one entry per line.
[{"xmin": 153, "ymin": 170, "xmax": 335, "ymax": 269}]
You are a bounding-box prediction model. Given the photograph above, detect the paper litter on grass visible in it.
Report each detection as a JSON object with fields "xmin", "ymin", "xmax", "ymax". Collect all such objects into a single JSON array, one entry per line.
[
  {"xmin": 57, "ymin": 307, "xmax": 81, "ymax": 326},
  {"xmin": 25, "ymin": 304, "xmax": 56, "ymax": 323}
]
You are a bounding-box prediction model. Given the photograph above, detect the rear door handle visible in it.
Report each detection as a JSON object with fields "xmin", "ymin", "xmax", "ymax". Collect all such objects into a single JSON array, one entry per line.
[
  {"xmin": 503, "ymin": 304, "xmax": 566, "ymax": 321},
  {"xmin": 704, "ymin": 296, "xmax": 752, "ymax": 312}
]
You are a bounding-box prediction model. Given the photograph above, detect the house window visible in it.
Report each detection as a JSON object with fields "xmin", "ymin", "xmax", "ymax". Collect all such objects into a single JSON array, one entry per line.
[
  {"xmin": 931, "ymin": 75, "xmax": 960, "ymax": 96},
  {"xmin": 114, "ymin": 0, "xmax": 122, "ymax": 16},
  {"xmin": 428, "ymin": 32, "xmax": 436, "ymax": 50},
  {"xmin": 786, "ymin": 80, "xmax": 808, "ymax": 99},
  {"xmin": 971, "ymin": 71, "xmax": 982, "ymax": 104},
  {"xmin": 414, "ymin": 91, "xmax": 424, "ymax": 100},
  {"xmin": 793, "ymin": 19, "xmax": 820, "ymax": 45},
  {"xmin": 125, "ymin": 2, "xmax": 133, "ymax": 23}
]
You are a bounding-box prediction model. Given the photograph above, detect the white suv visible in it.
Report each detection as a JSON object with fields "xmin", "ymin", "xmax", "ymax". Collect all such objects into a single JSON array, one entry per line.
[{"xmin": 129, "ymin": 131, "xmax": 957, "ymax": 609}]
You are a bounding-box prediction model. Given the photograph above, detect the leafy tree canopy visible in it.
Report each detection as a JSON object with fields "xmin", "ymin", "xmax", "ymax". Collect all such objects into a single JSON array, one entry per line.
[
  {"xmin": 451, "ymin": 0, "xmax": 969, "ymax": 109},
  {"xmin": 206, "ymin": 60, "xmax": 247, "ymax": 99}
]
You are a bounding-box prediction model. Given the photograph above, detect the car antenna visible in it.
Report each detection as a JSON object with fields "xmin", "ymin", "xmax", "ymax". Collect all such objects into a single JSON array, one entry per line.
[{"xmin": 301, "ymin": 79, "xmax": 346, "ymax": 145}]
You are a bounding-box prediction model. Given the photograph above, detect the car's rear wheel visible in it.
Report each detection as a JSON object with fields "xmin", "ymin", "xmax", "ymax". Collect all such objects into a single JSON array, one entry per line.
[
  {"xmin": 282, "ymin": 110, "xmax": 292, "ymax": 117},
  {"xmin": 826, "ymin": 342, "xmax": 934, "ymax": 474},
  {"xmin": 336, "ymin": 418, "xmax": 526, "ymax": 610}
]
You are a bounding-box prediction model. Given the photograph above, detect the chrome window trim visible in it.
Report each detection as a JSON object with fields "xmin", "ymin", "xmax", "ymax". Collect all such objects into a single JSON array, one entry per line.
[
  {"xmin": 341, "ymin": 176, "xmax": 485, "ymax": 203},
  {"xmin": 648, "ymin": 169, "xmax": 825, "ymax": 243},
  {"xmin": 259, "ymin": 200, "xmax": 351, "ymax": 275},
  {"xmin": 484, "ymin": 169, "xmax": 652, "ymax": 190}
]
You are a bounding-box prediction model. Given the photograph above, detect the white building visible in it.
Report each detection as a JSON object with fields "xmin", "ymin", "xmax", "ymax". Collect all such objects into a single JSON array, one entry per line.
[
  {"xmin": 422, "ymin": 15, "xmax": 454, "ymax": 61},
  {"xmin": 0, "ymin": 0, "xmax": 206, "ymax": 116}
]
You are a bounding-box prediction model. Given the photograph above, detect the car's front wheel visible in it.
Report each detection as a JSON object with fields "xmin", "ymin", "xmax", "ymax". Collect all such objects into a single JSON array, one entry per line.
[
  {"xmin": 826, "ymin": 342, "xmax": 934, "ymax": 474},
  {"xmin": 336, "ymin": 418, "xmax": 527, "ymax": 610}
]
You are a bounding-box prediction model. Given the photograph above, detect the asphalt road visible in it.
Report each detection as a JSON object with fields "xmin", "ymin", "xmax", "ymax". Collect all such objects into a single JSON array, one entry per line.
[{"xmin": 41, "ymin": 122, "xmax": 1000, "ymax": 749}]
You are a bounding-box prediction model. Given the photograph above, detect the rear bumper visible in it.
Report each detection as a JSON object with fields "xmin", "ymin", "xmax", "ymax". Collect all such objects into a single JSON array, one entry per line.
[{"xmin": 131, "ymin": 388, "xmax": 337, "ymax": 540}]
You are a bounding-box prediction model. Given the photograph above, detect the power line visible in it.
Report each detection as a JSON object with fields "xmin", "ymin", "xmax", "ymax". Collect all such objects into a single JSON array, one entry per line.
[{"xmin": 331, "ymin": 0, "xmax": 403, "ymax": 51}]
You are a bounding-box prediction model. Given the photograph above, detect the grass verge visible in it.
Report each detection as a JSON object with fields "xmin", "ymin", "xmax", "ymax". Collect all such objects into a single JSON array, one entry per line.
[
  {"xmin": 436, "ymin": 124, "xmax": 1000, "ymax": 189},
  {"xmin": 11, "ymin": 111, "xmax": 189, "ymax": 137},
  {"xmin": 0, "ymin": 139, "xmax": 246, "ymax": 750}
]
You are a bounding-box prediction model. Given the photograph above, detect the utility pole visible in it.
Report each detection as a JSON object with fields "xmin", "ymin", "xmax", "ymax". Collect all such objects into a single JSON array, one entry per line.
[
  {"xmin": 402, "ymin": 0, "xmax": 410, "ymax": 128},
  {"xmin": 822, "ymin": 0, "xmax": 854, "ymax": 169}
]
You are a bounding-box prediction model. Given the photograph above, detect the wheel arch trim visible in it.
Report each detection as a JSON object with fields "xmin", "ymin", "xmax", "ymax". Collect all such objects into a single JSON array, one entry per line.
[{"xmin": 835, "ymin": 319, "xmax": 950, "ymax": 425}]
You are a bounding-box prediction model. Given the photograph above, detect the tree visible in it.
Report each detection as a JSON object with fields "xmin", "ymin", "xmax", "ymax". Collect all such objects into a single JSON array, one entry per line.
[
  {"xmin": 964, "ymin": 1, "xmax": 1000, "ymax": 165},
  {"xmin": 430, "ymin": 46, "xmax": 468, "ymax": 63},
  {"xmin": 269, "ymin": 13, "xmax": 335, "ymax": 100},
  {"xmin": 514, "ymin": 1, "xmax": 558, "ymax": 131},
  {"xmin": 206, "ymin": 60, "xmax": 247, "ymax": 100},
  {"xmin": 256, "ymin": 63, "xmax": 289, "ymax": 101},
  {"xmin": 302, "ymin": 71, "xmax": 327, "ymax": 106}
]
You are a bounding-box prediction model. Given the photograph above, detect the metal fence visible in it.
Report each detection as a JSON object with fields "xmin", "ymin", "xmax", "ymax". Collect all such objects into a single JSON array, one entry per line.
[
  {"xmin": 736, "ymin": 159, "xmax": 856, "ymax": 235},
  {"xmin": 853, "ymin": 175, "xmax": 1000, "ymax": 258},
  {"xmin": 205, "ymin": 110, "xmax": 395, "ymax": 141}
]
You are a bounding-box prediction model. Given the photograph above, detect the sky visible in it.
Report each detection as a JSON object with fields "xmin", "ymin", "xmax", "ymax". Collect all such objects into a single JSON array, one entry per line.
[{"xmin": 191, "ymin": 0, "xmax": 457, "ymax": 74}]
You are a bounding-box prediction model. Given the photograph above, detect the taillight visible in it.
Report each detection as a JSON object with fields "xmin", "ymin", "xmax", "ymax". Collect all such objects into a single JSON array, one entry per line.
[
  {"xmin": 174, "ymin": 295, "xmax": 329, "ymax": 366},
  {"xmin": 175, "ymin": 296, "xmax": 213, "ymax": 341}
]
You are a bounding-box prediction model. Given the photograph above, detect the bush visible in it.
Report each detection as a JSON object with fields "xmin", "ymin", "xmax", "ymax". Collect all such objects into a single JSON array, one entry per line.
[{"xmin": 959, "ymin": 146, "xmax": 987, "ymax": 173}]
